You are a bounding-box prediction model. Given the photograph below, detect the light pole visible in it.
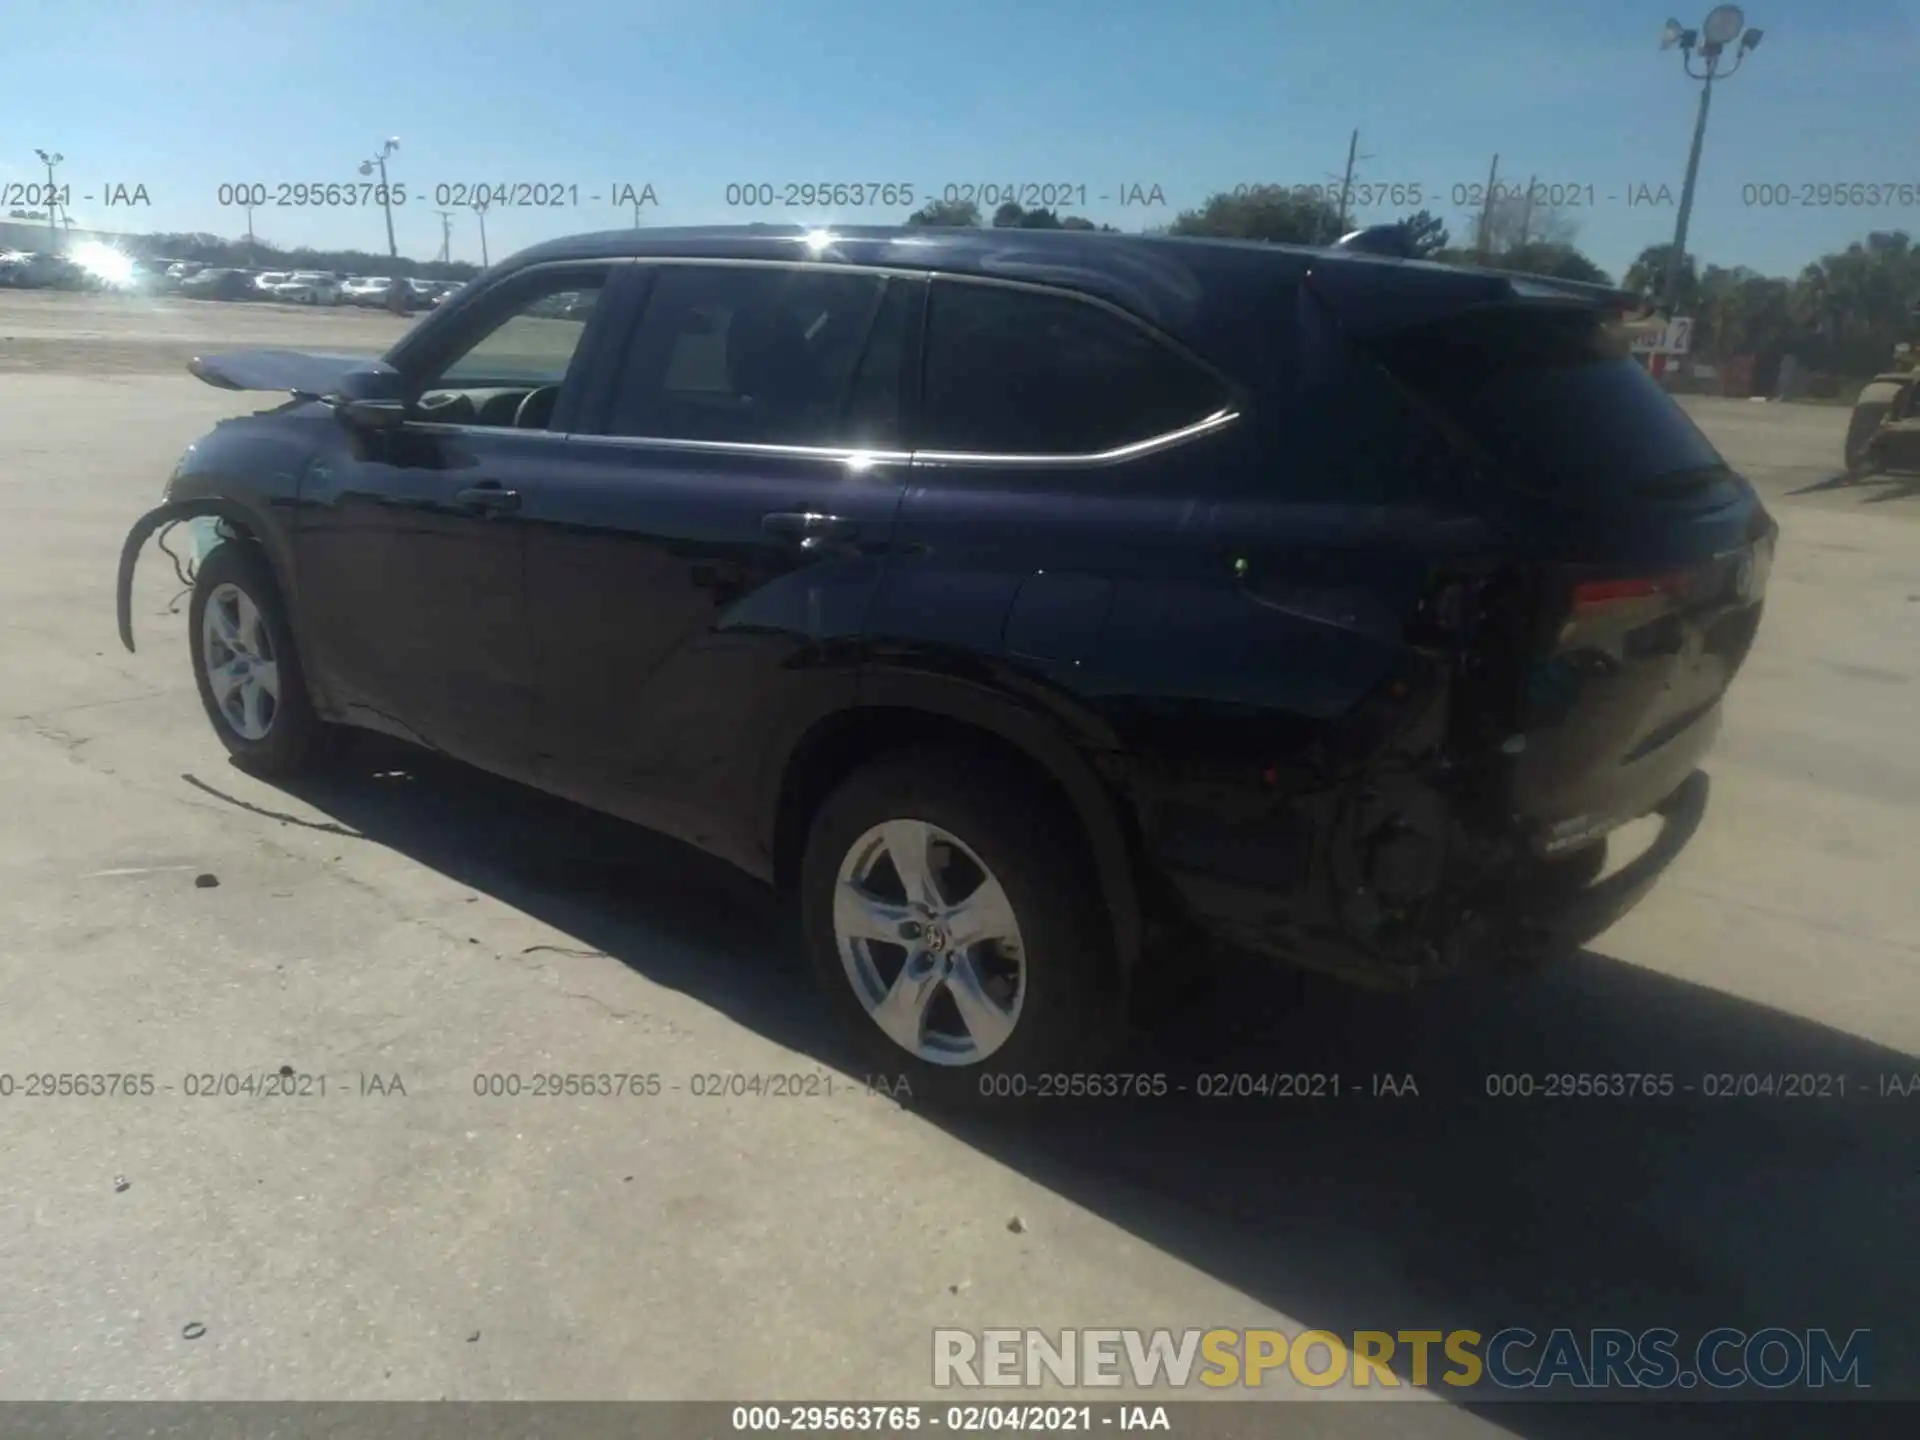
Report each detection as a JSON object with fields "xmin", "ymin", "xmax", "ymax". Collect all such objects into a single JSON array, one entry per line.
[
  {"xmin": 472, "ymin": 195, "xmax": 490, "ymax": 267},
  {"xmin": 357, "ymin": 137, "xmax": 402, "ymax": 260},
  {"xmin": 1658, "ymin": 8, "xmax": 1763, "ymax": 313},
  {"xmin": 33, "ymin": 149, "xmax": 63, "ymax": 249},
  {"xmin": 434, "ymin": 209, "xmax": 454, "ymax": 264}
]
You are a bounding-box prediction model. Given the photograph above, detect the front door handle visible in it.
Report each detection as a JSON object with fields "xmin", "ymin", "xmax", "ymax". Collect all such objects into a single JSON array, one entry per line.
[
  {"xmin": 455, "ymin": 485, "xmax": 521, "ymax": 513},
  {"xmin": 762, "ymin": 511, "xmax": 857, "ymax": 544}
]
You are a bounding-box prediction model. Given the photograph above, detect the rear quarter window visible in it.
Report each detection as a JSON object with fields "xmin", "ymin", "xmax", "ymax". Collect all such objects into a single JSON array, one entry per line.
[{"xmin": 918, "ymin": 279, "xmax": 1230, "ymax": 455}]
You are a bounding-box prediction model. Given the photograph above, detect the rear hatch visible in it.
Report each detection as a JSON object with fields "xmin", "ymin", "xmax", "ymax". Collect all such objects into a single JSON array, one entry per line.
[{"xmin": 1308, "ymin": 258, "xmax": 1777, "ymax": 852}]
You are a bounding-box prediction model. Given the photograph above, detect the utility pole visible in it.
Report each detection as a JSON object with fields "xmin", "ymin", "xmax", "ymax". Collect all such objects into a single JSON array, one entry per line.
[
  {"xmin": 358, "ymin": 137, "xmax": 402, "ymax": 260},
  {"xmin": 473, "ymin": 196, "xmax": 490, "ymax": 268},
  {"xmin": 631, "ymin": 197, "xmax": 645, "ymax": 229},
  {"xmin": 33, "ymin": 149, "xmax": 64, "ymax": 250},
  {"xmin": 1335, "ymin": 128, "xmax": 1360, "ymax": 238},
  {"xmin": 1517, "ymin": 173, "xmax": 1538, "ymax": 247},
  {"xmin": 1475, "ymin": 153, "xmax": 1500, "ymax": 261},
  {"xmin": 434, "ymin": 209, "xmax": 454, "ymax": 264},
  {"xmin": 243, "ymin": 202, "xmax": 257, "ymax": 263}
]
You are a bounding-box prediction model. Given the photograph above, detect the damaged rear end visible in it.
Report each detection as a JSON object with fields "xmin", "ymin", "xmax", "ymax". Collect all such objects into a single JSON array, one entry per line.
[{"xmin": 1291, "ymin": 261, "xmax": 1775, "ymax": 979}]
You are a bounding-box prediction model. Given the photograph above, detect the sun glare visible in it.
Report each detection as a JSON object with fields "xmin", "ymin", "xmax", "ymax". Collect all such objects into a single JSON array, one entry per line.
[{"xmin": 69, "ymin": 241, "xmax": 137, "ymax": 287}]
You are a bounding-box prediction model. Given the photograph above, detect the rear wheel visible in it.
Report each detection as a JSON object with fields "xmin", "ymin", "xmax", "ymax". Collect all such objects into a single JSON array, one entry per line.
[
  {"xmin": 189, "ymin": 542, "xmax": 339, "ymax": 777},
  {"xmin": 800, "ymin": 751, "xmax": 1124, "ymax": 1107}
]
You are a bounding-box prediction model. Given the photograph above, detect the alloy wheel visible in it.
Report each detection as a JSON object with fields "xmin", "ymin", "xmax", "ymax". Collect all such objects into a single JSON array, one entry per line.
[
  {"xmin": 832, "ymin": 819, "xmax": 1027, "ymax": 1065},
  {"xmin": 201, "ymin": 582, "xmax": 280, "ymax": 741}
]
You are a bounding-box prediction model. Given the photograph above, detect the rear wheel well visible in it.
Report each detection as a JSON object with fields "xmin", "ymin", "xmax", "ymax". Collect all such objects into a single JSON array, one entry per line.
[{"xmin": 771, "ymin": 707, "xmax": 1147, "ymax": 968}]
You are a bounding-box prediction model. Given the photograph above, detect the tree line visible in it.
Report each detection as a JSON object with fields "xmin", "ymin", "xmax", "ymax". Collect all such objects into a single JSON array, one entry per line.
[{"xmin": 908, "ymin": 184, "xmax": 1920, "ymax": 378}]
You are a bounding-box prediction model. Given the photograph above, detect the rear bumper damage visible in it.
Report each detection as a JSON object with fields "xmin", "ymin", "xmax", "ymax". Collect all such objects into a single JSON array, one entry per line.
[
  {"xmin": 1503, "ymin": 768, "xmax": 1708, "ymax": 956},
  {"xmin": 1163, "ymin": 767, "xmax": 1712, "ymax": 989}
]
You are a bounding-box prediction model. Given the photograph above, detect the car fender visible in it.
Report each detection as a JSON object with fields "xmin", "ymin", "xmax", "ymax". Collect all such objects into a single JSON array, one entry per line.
[
  {"xmin": 116, "ymin": 497, "xmax": 265, "ymax": 653},
  {"xmin": 116, "ymin": 469, "xmax": 312, "ymax": 686}
]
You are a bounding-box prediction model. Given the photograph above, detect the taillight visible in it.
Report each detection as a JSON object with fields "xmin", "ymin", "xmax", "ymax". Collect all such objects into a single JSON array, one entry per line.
[
  {"xmin": 1570, "ymin": 574, "xmax": 1688, "ymax": 613},
  {"xmin": 1560, "ymin": 571, "xmax": 1692, "ymax": 647}
]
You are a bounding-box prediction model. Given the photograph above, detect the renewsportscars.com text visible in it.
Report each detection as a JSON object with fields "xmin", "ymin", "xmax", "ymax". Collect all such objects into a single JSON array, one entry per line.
[{"xmin": 932, "ymin": 1327, "xmax": 1872, "ymax": 1392}]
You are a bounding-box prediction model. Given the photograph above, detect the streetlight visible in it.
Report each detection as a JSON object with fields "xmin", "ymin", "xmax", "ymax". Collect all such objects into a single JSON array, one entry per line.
[
  {"xmin": 33, "ymin": 149, "xmax": 63, "ymax": 248},
  {"xmin": 357, "ymin": 137, "xmax": 402, "ymax": 260},
  {"xmin": 472, "ymin": 194, "xmax": 490, "ymax": 267},
  {"xmin": 1658, "ymin": 7, "xmax": 1763, "ymax": 313}
]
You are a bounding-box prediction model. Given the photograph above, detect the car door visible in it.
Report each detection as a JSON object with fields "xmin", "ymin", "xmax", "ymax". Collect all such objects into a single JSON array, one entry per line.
[
  {"xmin": 520, "ymin": 260, "xmax": 919, "ymax": 872},
  {"xmin": 871, "ymin": 275, "xmax": 1251, "ymax": 713},
  {"xmin": 294, "ymin": 259, "xmax": 623, "ymax": 775}
]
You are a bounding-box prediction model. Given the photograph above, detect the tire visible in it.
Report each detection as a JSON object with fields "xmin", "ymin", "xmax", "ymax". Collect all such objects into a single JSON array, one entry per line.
[
  {"xmin": 189, "ymin": 541, "xmax": 338, "ymax": 778},
  {"xmin": 800, "ymin": 749, "xmax": 1125, "ymax": 1107}
]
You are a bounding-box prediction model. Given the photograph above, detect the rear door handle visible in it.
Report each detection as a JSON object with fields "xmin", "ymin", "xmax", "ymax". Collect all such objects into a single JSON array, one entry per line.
[
  {"xmin": 455, "ymin": 485, "xmax": 521, "ymax": 513},
  {"xmin": 762, "ymin": 511, "xmax": 858, "ymax": 544}
]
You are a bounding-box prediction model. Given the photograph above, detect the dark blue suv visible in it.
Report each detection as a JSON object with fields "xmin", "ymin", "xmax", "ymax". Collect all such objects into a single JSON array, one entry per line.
[{"xmin": 118, "ymin": 224, "xmax": 1775, "ymax": 1102}]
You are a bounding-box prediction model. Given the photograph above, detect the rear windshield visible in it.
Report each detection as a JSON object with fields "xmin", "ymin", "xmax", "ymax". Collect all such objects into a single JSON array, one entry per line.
[{"xmin": 1365, "ymin": 307, "xmax": 1730, "ymax": 500}]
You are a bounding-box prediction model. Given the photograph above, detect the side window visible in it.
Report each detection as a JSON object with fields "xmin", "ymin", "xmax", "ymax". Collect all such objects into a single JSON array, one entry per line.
[
  {"xmin": 604, "ymin": 265, "xmax": 901, "ymax": 448},
  {"xmin": 919, "ymin": 280, "xmax": 1229, "ymax": 455},
  {"xmin": 414, "ymin": 268, "xmax": 609, "ymax": 430}
]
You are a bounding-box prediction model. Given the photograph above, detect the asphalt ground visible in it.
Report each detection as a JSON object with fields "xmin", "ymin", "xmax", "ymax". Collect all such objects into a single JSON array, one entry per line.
[{"xmin": 0, "ymin": 291, "xmax": 1914, "ymax": 1436}]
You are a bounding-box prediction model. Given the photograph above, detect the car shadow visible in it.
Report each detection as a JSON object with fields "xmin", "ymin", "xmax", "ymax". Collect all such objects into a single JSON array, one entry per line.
[
  {"xmin": 258, "ymin": 738, "xmax": 1917, "ymax": 1437},
  {"xmin": 1787, "ymin": 470, "xmax": 1920, "ymax": 505}
]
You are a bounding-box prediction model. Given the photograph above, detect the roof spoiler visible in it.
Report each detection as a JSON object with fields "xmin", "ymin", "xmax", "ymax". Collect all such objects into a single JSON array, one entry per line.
[
  {"xmin": 1322, "ymin": 231, "xmax": 1660, "ymax": 319},
  {"xmin": 1500, "ymin": 273, "xmax": 1664, "ymax": 322},
  {"xmin": 1307, "ymin": 253, "xmax": 1665, "ymax": 343}
]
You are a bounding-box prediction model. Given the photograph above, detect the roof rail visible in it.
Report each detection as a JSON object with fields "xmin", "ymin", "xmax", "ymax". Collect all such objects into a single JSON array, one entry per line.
[{"xmin": 1332, "ymin": 224, "xmax": 1417, "ymax": 259}]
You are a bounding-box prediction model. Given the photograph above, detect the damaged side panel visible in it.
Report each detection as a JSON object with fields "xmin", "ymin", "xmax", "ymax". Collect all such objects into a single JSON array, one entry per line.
[{"xmin": 1135, "ymin": 563, "xmax": 1542, "ymax": 989}]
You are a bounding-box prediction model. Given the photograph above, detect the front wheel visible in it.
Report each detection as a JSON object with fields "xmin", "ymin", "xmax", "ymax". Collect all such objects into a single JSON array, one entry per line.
[
  {"xmin": 799, "ymin": 751, "xmax": 1124, "ymax": 1107},
  {"xmin": 189, "ymin": 541, "xmax": 339, "ymax": 777}
]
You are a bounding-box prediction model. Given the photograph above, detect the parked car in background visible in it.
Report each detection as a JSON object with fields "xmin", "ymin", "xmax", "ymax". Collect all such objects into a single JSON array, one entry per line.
[
  {"xmin": 179, "ymin": 267, "xmax": 258, "ymax": 302},
  {"xmin": 253, "ymin": 271, "xmax": 292, "ymax": 298},
  {"xmin": 0, "ymin": 252, "xmax": 92, "ymax": 289},
  {"xmin": 113, "ymin": 224, "xmax": 1778, "ymax": 1104},
  {"xmin": 160, "ymin": 261, "xmax": 206, "ymax": 292},
  {"xmin": 432, "ymin": 281, "xmax": 467, "ymax": 307},
  {"xmin": 340, "ymin": 276, "xmax": 392, "ymax": 306},
  {"xmin": 274, "ymin": 271, "xmax": 343, "ymax": 305}
]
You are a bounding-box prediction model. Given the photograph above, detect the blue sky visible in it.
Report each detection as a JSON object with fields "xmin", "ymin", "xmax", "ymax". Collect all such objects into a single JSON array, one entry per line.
[{"xmin": 3, "ymin": 0, "xmax": 1916, "ymax": 281}]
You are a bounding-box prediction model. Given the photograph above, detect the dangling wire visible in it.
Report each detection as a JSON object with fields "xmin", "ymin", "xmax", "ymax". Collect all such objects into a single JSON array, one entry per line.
[{"xmin": 156, "ymin": 520, "xmax": 198, "ymax": 615}]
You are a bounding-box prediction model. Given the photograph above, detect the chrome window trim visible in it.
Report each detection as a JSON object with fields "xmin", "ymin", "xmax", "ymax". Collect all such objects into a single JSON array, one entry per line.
[
  {"xmin": 409, "ymin": 253, "xmax": 1244, "ymax": 465},
  {"xmin": 402, "ymin": 410, "xmax": 1236, "ymax": 467},
  {"xmin": 908, "ymin": 407, "xmax": 1240, "ymax": 469},
  {"xmin": 619, "ymin": 254, "xmax": 931, "ymax": 282}
]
